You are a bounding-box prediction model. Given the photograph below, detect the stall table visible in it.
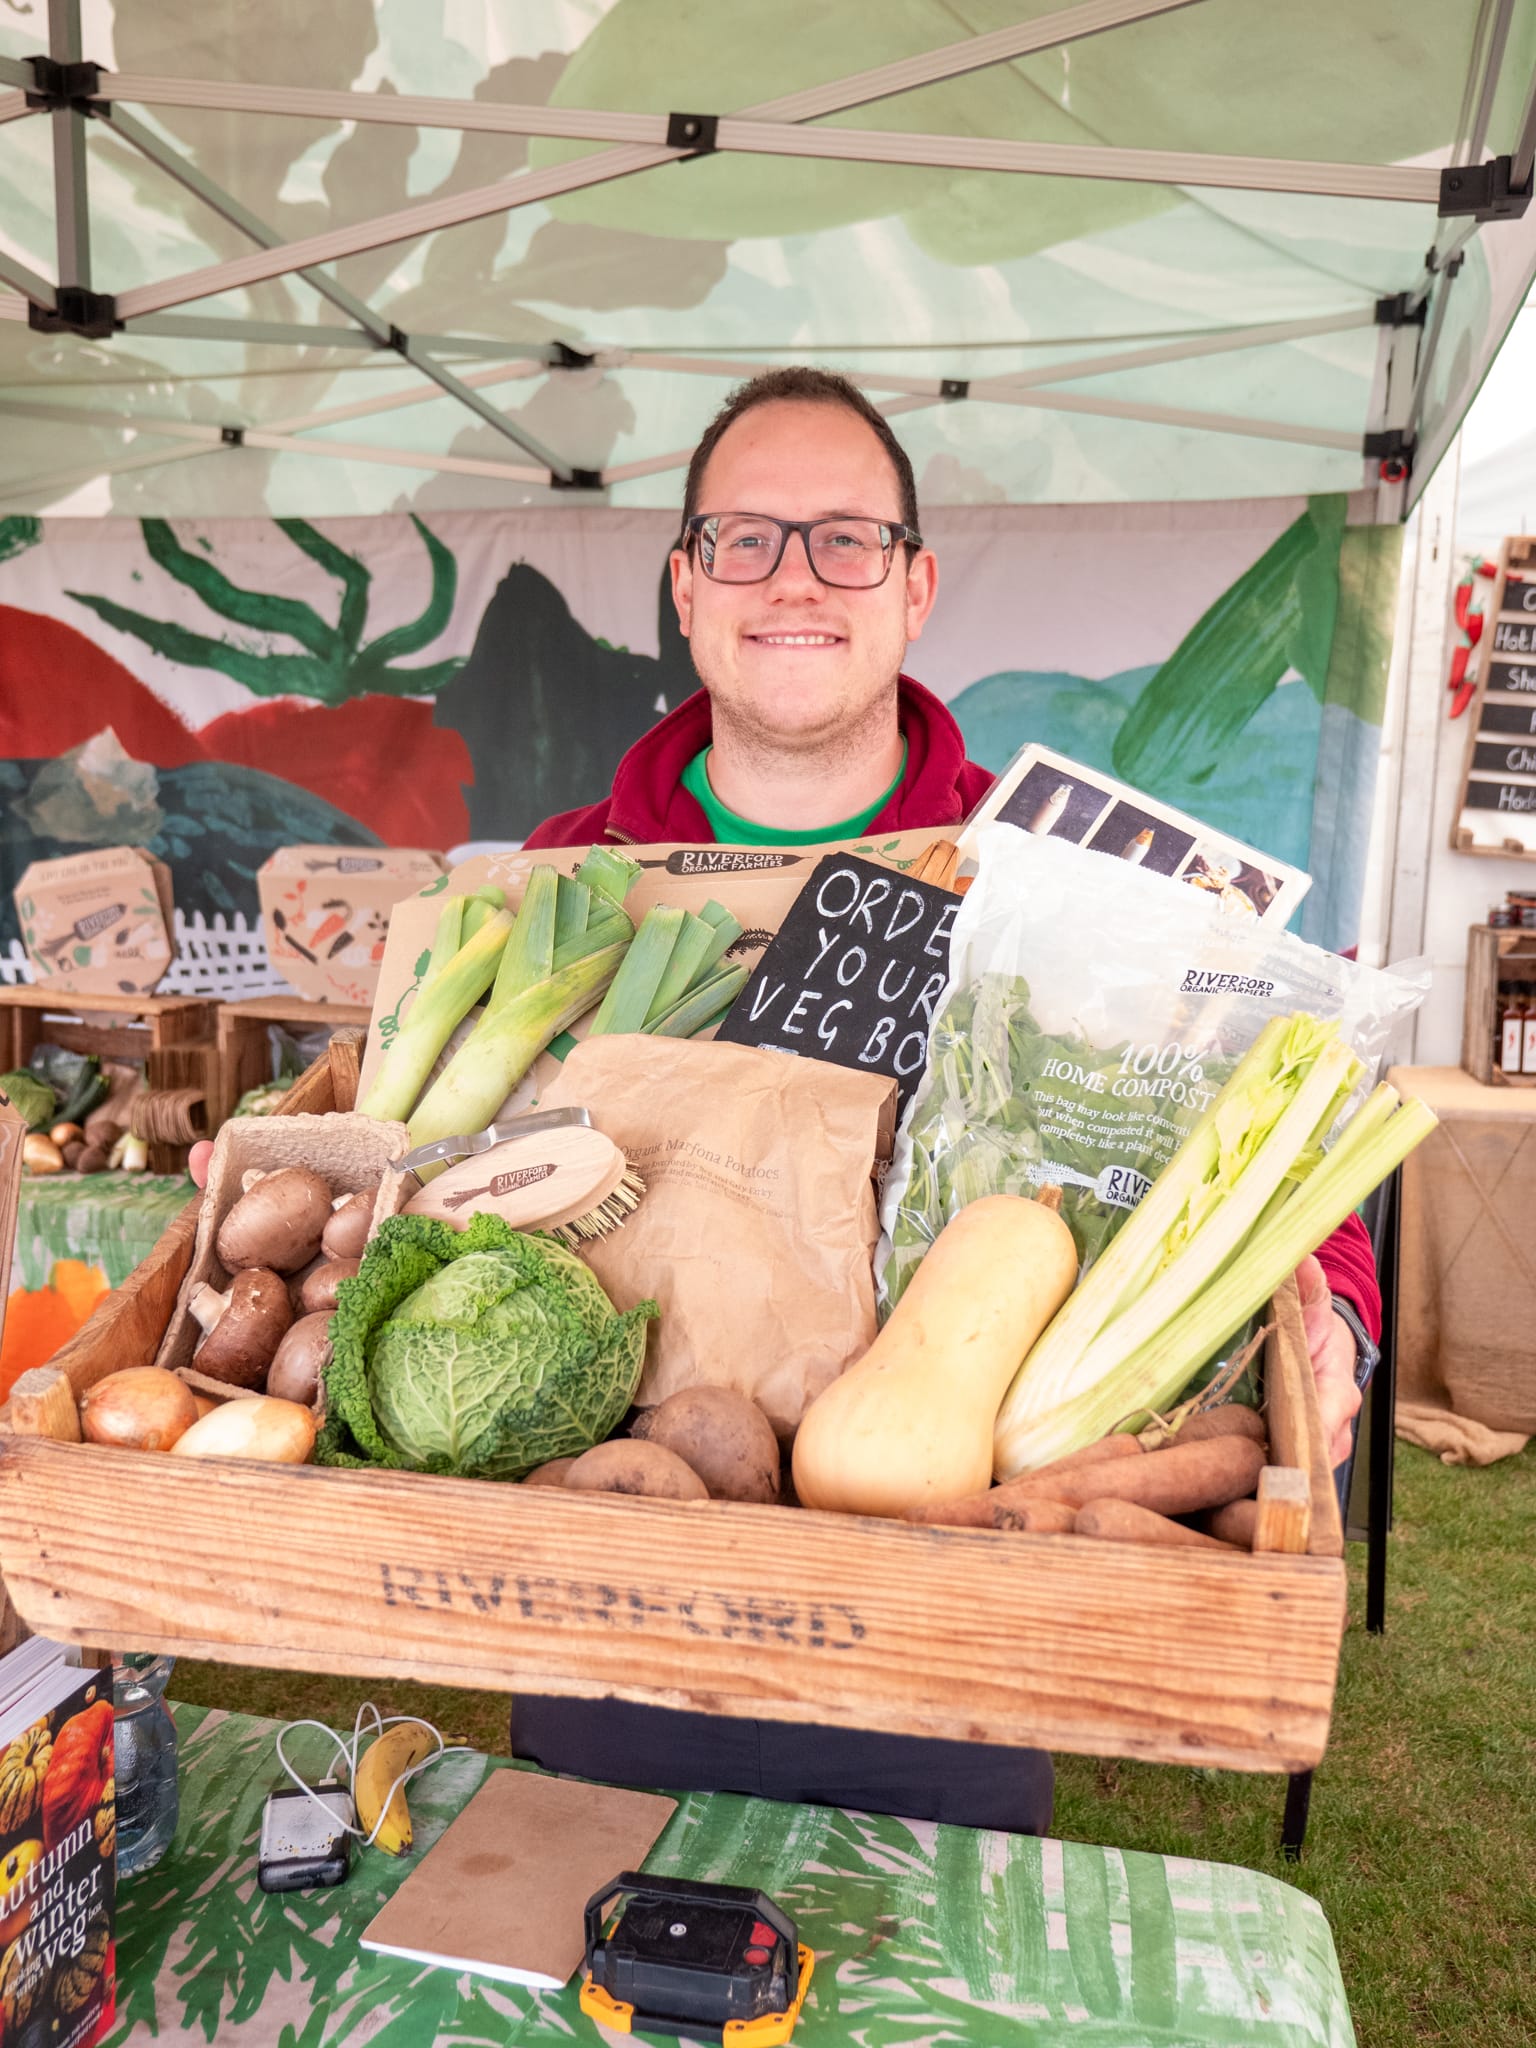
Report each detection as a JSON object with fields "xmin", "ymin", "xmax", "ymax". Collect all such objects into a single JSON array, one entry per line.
[
  {"xmin": 1388, "ymin": 1066, "xmax": 1536, "ymax": 1463},
  {"xmin": 104, "ymin": 1705, "xmax": 1356, "ymax": 2048}
]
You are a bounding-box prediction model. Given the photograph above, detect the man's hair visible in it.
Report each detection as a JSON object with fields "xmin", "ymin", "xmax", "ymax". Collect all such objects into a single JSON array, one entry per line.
[{"xmin": 680, "ymin": 366, "xmax": 920, "ymax": 539}]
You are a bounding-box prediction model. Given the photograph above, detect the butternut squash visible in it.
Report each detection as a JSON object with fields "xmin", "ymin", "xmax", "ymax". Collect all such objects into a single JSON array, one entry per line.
[{"xmin": 792, "ymin": 1193, "xmax": 1078, "ymax": 1517}]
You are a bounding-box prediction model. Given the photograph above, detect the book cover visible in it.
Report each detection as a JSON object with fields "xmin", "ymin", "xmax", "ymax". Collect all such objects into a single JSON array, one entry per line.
[{"xmin": 0, "ymin": 1654, "xmax": 116, "ymax": 2048}]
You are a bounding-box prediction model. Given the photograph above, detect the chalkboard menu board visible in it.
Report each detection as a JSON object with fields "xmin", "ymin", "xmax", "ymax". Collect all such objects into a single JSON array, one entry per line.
[
  {"xmin": 1454, "ymin": 543, "xmax": 1536, "ymax": 859},
  {"xmin": 714, "ymin": 853, "xmax": 959, "ymax": 1109}
]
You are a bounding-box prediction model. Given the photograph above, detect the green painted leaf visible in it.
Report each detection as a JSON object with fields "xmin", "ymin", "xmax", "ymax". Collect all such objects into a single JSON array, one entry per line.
[
  {"xmin": 142, "ymin": 518, "xmax": 340, "ymax": 660},
  {"xmin": 0, "ymin": 515, "xmax": 40, "ymax": 565},
  {"xmin": 1112, "ymin": 496, "xmax": 1346, "ymax": 789}
]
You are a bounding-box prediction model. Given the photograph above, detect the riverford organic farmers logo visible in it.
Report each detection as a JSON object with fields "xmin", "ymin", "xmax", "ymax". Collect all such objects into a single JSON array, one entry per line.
[{"xmin": 1179, "ymin": 969, "xmax": 1277, "ymax": 998}]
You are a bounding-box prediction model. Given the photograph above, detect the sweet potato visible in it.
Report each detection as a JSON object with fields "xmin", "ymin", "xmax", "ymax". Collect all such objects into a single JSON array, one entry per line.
[
  {"xmin": 1021, "ymin": 1434, "xmax": 1144, "ymax": 1479},
  {"xmin": 917, "ymin": 1495, "xmax": 1077, "ymax": 1534},
  {"xmin": 1075, "ymin": 1499, "xmax": 1242, "ymax": 1551},
  {"xmin": 1158, "ymin": 1405, "xmax": 1267, "ymax": 1448},
  {"xmin": 908, "ymin": 1434, "xmax": 1266, "ymax": 1526},
  {"xmin": 1205, "ymin": 1497, "xmax": 1259, "ymax": 1549}
]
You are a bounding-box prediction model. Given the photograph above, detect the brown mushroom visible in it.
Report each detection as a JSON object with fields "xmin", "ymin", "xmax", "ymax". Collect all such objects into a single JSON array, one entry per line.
[
  {"xmin": 321, "ymin": 1187, "xmax": 377, "ymax": 1262},
  {"xmin": 189, "ymin": 1268, "xmax": 293, "ymax": 1387},
  {"xmin": 265, "ymin": 1313, "xmax": 333, "ymax": 1407},
  {"xmin": 298, "ymin": 1258, "xmax": 360, "ymax": 1315},
  {"xmin": 216, "ymin": 1167, "xmax": 334, "ymax": 1273},
  {"xmin": 74, "ymin": 1144, "xmax": 109, "ymax": 1174}
]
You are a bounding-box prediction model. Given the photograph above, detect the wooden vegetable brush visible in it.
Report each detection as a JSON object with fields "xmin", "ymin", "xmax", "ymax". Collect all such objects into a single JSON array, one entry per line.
[{"xmin": 398, "ymin": 1109, "xmax": 646, "ymax": 1246}]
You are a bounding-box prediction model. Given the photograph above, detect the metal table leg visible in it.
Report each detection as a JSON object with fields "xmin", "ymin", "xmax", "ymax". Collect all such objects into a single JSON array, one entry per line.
[
  {"xmin": 1281, "ymin": 1770, "xmax": 1313, "ymax": 1860},
  {"xmin": 1365, "ymin": 1164, "xmax": 1400, "ymax": 1635}
]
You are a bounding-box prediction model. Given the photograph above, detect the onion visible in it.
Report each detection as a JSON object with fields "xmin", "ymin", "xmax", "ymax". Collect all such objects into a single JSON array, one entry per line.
[
  {"xmin": 170, "ymin": 1395, "xmax": 317, "ymax": 1464},
  {"xmin": 79, "ymin": 1368, "xmax": 200, "ymax": 1452}
]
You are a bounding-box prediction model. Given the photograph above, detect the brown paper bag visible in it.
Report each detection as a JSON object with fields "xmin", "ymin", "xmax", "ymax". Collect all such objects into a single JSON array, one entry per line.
[{"xmin": 539, "ymin": 1036, "xmax": 897, "ymax": 1439}]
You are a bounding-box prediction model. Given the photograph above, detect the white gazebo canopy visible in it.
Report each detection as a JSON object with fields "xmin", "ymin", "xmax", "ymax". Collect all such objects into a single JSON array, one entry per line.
[{"xmin": 3, "ymin": 0, "xmax": 1536, "ymax": 521}]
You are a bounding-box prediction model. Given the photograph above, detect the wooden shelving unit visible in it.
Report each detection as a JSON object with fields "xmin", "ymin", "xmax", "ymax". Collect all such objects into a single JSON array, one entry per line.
[
  {"xmin": 0, "ymin": 986, "xmax": 215, "ymax": 1071},
  {"xmin": 215, "ymin": 995, "xmax": 370, "ymax": 1124}
]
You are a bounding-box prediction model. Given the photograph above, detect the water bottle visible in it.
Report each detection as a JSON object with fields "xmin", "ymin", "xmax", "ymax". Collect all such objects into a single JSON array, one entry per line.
[{"xmin": 111, "ymin": 1655, "xmax": 180, "ymax": 1879}]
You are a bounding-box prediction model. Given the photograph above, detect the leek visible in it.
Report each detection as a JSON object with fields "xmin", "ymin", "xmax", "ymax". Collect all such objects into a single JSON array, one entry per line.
[
  {"xmin": 992, "ymin": 1014, "xmax": 1437, "ymax": 1478},
  {"xmin": 407, "ymin": 940, "xmax": 631, "ymax": 1145},
  {"xmin": 359, "ymin": 900, "xmax": 515, "ymax": 1125},
  {"xmin": 586, "ymin": 901, "xmax": 747, "ymax": 1041},
  {"xmin": 404, "ymin": 860, "xmax": 640, "ymax": 1145}
]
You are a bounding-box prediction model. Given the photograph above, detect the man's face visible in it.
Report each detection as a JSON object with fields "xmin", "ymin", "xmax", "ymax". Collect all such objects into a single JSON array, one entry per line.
[{"xmin": 669, "ymin": 400, "xmax": 938, "ymax": 747}]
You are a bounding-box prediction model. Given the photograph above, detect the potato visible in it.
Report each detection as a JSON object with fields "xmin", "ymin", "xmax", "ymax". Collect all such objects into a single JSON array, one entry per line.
[
  {"xmin": 631, "ymin": 1386, "xmax": 781, "ymax": 1505},
  {"xmin": 563, "ymin": 1440, "xmax": 709, "ymax": 1500},
  {"xmin": 521, "ymin": 1457, "xmax": 577, "ymax": 1488}
]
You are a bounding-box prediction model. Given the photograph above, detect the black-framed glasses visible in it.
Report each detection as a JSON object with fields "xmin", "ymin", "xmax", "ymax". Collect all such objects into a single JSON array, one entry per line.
[{"xmin": 680, "ymin": 512, "xmax": 922, "ymax": 588}]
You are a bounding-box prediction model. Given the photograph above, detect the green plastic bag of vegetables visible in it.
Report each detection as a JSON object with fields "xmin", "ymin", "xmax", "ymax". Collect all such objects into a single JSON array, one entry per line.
[
  {"xmin": 318, "ymin": 1211, "xmax": 657, "ymax": 1480},
  {"xmin": 878, "ymin": 826, "xmax": 1426, "ymax": 1311}
]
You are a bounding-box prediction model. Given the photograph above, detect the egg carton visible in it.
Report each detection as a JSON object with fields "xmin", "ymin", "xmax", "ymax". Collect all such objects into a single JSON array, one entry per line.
[{"xmin": 154, "ymin": 1111, "xmax": 409, "ymax": 1377}]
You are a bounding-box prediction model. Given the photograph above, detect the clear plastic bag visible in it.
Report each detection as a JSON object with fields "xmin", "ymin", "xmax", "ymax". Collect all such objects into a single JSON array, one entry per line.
[{"xmin": 878, "ymin": 824, "xmax": 1428, "ymax": 1308}]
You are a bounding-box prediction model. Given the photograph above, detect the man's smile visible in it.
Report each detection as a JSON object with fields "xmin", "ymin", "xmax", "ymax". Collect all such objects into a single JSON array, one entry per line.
[{"xmin": 743, "ymin": 631, "xmax": 846, "ymax": 647}]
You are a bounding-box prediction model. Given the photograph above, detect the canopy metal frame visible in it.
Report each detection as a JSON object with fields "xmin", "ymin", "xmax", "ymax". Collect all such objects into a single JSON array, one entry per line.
[{"xmin": 0, "ymin": 0, "xmax": 1531, "ymax": 516}]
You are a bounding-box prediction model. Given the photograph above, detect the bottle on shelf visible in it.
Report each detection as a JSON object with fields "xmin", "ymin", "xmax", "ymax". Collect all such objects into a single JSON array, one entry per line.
[
  {"xmin": 1524, "ymin": 994, "xmax": 1536, "ymax": 1077},
  {"xmin": 1500, "ymin": 989, "xmax": 1525, "ymax": 1076}
]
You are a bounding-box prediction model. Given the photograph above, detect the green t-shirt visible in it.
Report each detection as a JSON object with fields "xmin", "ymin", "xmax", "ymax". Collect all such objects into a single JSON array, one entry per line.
[{"xmin": 680, "ymin": 743, "xmax": 907, "ymax": 847}]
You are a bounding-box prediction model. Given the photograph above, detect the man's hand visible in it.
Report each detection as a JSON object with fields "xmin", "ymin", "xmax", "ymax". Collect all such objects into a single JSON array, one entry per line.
[
  {"xmin": 189, "ymin": 1140, "xmax": 213, "ymax": 1190},
  {"xmin": 1294, "ymin": 1253, "xmax": 1363, "ymax": 1468}
]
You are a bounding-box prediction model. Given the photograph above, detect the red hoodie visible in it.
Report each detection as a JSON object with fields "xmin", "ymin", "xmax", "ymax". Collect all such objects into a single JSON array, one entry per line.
[
  {"xmin": 523, "ymin": 673, "xmax": 994, "ymax": 850},
  {"xmin": 523, "ymin": 675, "xmax": 1380, "ymax": 1341}
]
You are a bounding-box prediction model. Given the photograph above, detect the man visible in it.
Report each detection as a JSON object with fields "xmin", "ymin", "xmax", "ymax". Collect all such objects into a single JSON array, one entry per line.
[
  {"xmin": 525, "ymin": 365, "xmax": 1377, "ymax": 1444},
  {"xmin": 511, "ymin": 367, "xmax": 1377, "ymax": 1830}
]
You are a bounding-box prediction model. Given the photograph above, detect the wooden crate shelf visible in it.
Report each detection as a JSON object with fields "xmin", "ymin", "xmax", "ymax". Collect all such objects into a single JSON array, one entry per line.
[
  {"xmin": 0, "ymin": 986, "xmax": 215, "ymax": 1071},
  {"xmin": 1461, "ymin": 924, "xmax": 1536, "ymax": 1083},
  {"xmin": 215, "ymin": 995, "xmax": 371, "ymax": 1125}
]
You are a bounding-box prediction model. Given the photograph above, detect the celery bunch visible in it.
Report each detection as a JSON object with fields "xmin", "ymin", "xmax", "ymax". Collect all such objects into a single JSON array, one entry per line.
[
  {"xmin": 992, "ymin": 1014, "xmax": 1437, "ymax": 1478},
  {"xmin": 586, "ymin": 900, "xmax": 749, "ymax": 1039},
  {"xmin": 404, "ymin": 850, "xmax": 640, "ymax": 1146}
]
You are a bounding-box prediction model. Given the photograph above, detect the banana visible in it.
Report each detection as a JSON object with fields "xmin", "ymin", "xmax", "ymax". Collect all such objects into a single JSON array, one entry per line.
[{"xmin": 353, "ymin": 1720, "xmax": 437, "ymax": 1855}]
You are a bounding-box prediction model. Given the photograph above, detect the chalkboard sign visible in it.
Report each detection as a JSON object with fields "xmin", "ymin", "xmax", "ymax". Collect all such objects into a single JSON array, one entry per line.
[
  {"xmin": 1478, "ymin": 700, "xmax": 1536, "ymax": 735},
  {"xmin": 1485, "ymin": 659, "xmax": 1536, "ymax": 696},
  {"xmin": 714, "ymin": 853, "xmax": 959, "ymax": 1108},
  {"xmin": 1464, "ymin": 780, "xmax": 1536, "ymax": 814},
  {"xmin": 1472, "ymin": 740, "xmax": 1536, "ymax": 777},
  {"xmin": 1453, "ymin": 537, "xmax": 1536, "ymax": 859}
]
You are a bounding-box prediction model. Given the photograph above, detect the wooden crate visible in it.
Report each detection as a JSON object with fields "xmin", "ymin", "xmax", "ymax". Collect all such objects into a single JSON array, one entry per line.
[
  {"xmin": 0, "ymin": 1044, "xmax": 1348, "ymax": 1775},
  {"xmin": 0, "ymin": 986, "xmax": 215, "ymax": 1071},
  {"xmin": 1460, "ymin": 924, "xmax": 1536, "ymax": 1085},
  {"xmin": 214, "ymin": 995, "xmax": 371, "ymax": 1125}
]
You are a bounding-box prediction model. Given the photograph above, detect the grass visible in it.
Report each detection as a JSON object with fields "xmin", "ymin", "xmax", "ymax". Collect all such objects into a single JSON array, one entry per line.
[{"xmin": 169, "ymin": 1442, "xmax": 1536, "ymax": 2048}]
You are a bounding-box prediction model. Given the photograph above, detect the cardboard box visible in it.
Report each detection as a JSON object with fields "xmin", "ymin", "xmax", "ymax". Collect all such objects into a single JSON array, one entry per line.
[
  {"xmin": 358, "ymin": 832, "xmax": 943, "ymax": 1121},
  {"xmin": 258, "ymin": 847, "xmax": 446, "ymax": 1007},
  {"xmin": 13, "ymin": 847, "xmax": 173, "ymax": 996}
]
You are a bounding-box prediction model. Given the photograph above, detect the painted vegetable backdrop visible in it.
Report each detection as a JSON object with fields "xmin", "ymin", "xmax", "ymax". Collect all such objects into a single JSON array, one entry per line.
[{"xmin": 0, "ymin": 495, "xmax": 1398, "ymax": 958}]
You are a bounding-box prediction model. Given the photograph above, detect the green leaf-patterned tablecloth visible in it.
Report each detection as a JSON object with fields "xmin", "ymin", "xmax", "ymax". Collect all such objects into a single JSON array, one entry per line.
[
  {"xmin": 105, "ymin": 1706, "xmax": 1356, "ymax": 2048},
  {"xmin": 13, "ymin": 1172, "xmax": 193, "ymax": 1290}
]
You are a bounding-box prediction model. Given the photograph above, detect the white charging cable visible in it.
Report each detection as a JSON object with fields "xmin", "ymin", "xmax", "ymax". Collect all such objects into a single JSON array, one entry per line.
[{"xmin": 274, "ymin": 1702, "xmax": 477, "ymax": 1848}]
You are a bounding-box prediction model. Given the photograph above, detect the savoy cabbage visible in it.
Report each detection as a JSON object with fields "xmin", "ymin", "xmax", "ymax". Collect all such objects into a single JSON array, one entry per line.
[{"xmin": 317, "ymin": 1211, "xmax": 657, "ymax": 1479}]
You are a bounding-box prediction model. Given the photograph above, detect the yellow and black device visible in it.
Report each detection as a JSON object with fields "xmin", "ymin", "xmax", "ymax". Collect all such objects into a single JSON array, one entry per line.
[{"xmin": 579, "ymin": 1872, "xmax": 814, "ymax": 2045}]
